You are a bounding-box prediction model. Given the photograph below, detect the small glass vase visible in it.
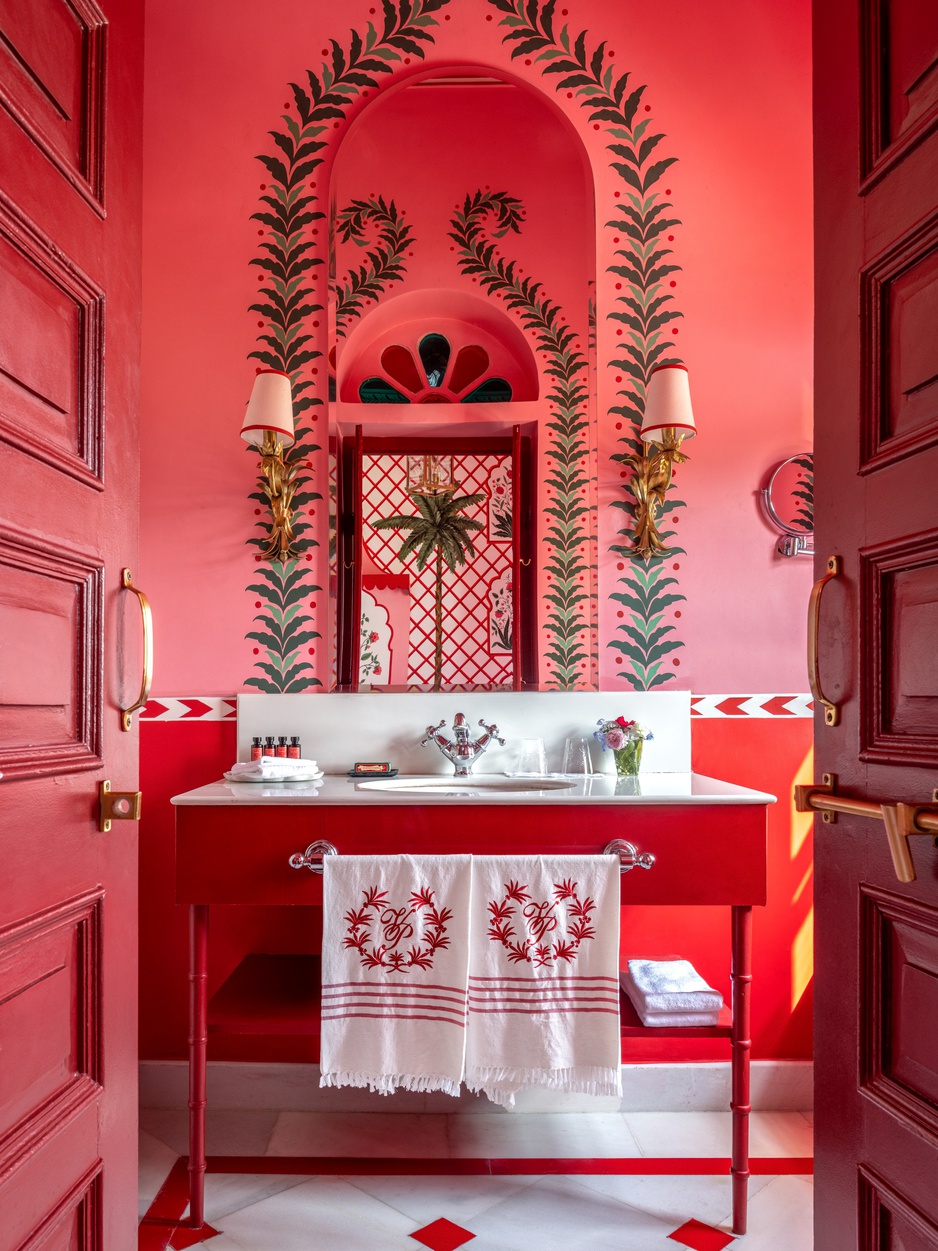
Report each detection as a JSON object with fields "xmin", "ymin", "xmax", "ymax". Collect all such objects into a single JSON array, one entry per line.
[{"xmin": 613, "ymin": 739, "xmax": 643, "ymax": 777}]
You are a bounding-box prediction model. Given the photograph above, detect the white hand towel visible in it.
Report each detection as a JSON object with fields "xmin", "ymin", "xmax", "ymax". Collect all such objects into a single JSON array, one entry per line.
[
  {"xmin": 624, "ymin": 959, "xmax": 724, "ymax": 1014},
  {"xmin": 230, "ymin": 756, "xmax": 320, "ymax": 779},
  {"xmin": 320, "ymin": 854, "xmax": 471, "ymax": 1096},
  {"xmin": 464, "ymin": 855, "xmax": 621, "ymax": 1108},
  {"xmin": 635, "ymin": 1007, "xmax": 721, "ymax": 1028}
]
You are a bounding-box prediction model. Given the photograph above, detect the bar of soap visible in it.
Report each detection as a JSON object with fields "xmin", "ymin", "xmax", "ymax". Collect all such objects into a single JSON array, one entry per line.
[{"xmin": 353, "ymin": 761, "xmax": 391, "ymax": 774}]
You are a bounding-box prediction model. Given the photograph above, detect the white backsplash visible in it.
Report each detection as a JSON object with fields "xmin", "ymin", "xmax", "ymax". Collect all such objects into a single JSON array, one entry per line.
[{"xmin": 237, "ymin": 691, "xmax": 691, "ymax": 775}]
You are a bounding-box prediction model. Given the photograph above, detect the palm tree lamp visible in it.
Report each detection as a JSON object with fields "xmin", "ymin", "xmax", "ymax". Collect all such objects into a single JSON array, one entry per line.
[
  {"xmin": 627, "ymin": 363, "xmax": 696, "ymax": 560},
  {"xmin": 240, "ymin": 369, "xmax": 298, "ymax": 562}
]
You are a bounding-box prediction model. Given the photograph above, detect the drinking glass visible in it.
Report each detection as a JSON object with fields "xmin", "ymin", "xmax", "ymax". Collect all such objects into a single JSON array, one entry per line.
[
  {"xmin": 514, "ymin": 737, "xmax": 548, "ymax": 776},
  {"xmin": 562, "ymin": 735, "xmax": 595, "ymax": 776}
]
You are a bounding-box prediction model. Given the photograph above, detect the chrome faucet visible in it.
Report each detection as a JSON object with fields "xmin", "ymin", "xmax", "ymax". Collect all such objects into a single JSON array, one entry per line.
[{"xmin": 421, "ymin": 713, "xmax": 505, "ymax": 777}]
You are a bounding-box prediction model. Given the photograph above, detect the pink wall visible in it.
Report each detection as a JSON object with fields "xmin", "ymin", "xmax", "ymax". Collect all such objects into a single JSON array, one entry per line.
[
  {"xmin": 141, "ymin": 0, "xmax": 813, "ymax": 696},
  {"xmin": 139, "ymin": 0, "xmax": 814, "ymax": 1060}
]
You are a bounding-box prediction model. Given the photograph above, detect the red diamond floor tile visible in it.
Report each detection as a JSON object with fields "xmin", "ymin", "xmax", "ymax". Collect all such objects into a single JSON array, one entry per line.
[
  {"xmin": 667, "ymin": 1218, "xmax": 736, "ymax": 1250},
  {"xmin": 410, "ymin": 1216, "xmax": 477, "ymax": 1251}
]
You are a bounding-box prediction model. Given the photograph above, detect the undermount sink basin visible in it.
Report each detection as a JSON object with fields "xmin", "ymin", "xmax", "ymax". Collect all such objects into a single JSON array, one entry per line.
[{"xmin": 355, "ymin": 775, "xmax": 576, "ymax": 795}]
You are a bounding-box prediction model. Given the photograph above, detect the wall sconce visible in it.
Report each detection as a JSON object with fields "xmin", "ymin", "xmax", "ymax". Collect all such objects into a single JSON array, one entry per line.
[
  {"xmin": 240, "ymin": 369, "xmax": 298, "ymax": 562},
  {"xmin": 626, "ymin": 363, "xmax": 696, "ymax": 560}
]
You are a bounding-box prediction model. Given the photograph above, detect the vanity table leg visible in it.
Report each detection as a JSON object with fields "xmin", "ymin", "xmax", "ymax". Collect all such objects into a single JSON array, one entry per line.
[
  {"xmin": 188, "ymin": 904, "xmax": 209, "ymax": 1229},
  {"xmin": 730, "ymin": 904, "xmax": 752, "ymax": 1235}
]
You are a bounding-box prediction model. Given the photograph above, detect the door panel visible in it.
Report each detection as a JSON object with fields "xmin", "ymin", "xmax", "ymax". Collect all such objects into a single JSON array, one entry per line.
[
  {"xmin": 861, "ymin": 212, "xmax": 938, "ymax": 467},
  {"xmin": 860, "ymin": 0, "xmax": 938, "ymax": 184},
  {"xmin": 0, "ymin": 893, "xmax": 102, "ymax": 1178},
  {"xmin": 815, "ymin": 0, "xmax": 938, "ymax": 1244},
  {"xmin": 860, "ymin": 888, "xmax": 938, "ymax": 1134},
  {"xmin": 0, "ymin": 0, "xmax": 142, "ymax": 1245},
  {"xmin": 861, "ymin": 532, "xmax": 938, "ymax": 761},
  {"xmin": 0, "ymin": 0, "xmax": 107, "ymax": 209},
  {"xmin": 0, "ymin": 530, "xmax": 103, "ymax": 777},
  {"xmin": 0, "ymin": 195, "xmax": 105, "ymax": 485},
  {"xmin": 860, "ymin": 1168, "xmax": 938, "ymax": 1250}
]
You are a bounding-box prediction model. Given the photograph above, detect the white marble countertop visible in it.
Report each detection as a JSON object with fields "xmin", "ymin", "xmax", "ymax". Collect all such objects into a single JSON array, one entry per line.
[{"xmin": 171, "ymin": 773, "xmax": 777, "ymax": 807}]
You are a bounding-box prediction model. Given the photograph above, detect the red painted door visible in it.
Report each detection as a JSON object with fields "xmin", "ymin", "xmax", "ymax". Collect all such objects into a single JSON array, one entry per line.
[
  {"xmin": 813, "ymin": 1, "xmax": 938, "ymax": 1245},
  {"xmin": 0, "ymin": 1, "xmax": 143, "ymax": 1246}
]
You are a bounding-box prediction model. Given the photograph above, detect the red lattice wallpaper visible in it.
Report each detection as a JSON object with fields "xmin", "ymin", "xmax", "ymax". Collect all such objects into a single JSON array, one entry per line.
[{"xmin": 362, "ymin": 454, "xmax": 513, "ymax": 688}]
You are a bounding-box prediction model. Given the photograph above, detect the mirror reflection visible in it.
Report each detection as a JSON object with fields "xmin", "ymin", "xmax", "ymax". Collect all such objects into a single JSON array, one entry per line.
[
  {"xmin": 761, "ymin": 453, "xmax": 814, "ymax": 557},
  {"xmin": 327, "ymin": 68, "xmax": 595, "ymax": 690}
]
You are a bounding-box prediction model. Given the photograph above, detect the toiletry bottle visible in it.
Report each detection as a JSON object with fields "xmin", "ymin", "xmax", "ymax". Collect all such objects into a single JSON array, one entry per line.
[
  {"xmin": 276, "ymin": 736, "xmax": 288, "ymax": 758},
  {"xmin": 264, "ymin": 736, "xmax": 275, "ymax": 758},
  {"xmin": 250, "ymin": 736, "xmax": 263, "ymax": 761},
  {"xmin": 288, "ymin": 736, "xmax": 301, "ymax": 759}
]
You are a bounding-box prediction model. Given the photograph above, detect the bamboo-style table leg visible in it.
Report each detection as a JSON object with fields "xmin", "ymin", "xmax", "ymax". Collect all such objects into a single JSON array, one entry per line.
[
  {"xmin": 188, "ymin": 904, "xmax": 209, "ymax": 1229},
  {"xmin": 730, "ymin": 904, "xmax": 752, "ymax": 1235}
]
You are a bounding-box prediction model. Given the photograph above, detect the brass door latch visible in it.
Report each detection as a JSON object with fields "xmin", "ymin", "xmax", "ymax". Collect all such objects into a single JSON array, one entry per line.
[
  {"xmin": 795, "ymin": 773, "xmax": 938, "ymax": 883},
  {"xmin": 99, "ymin": 780, "xmax": 142, "ymax": 832}
]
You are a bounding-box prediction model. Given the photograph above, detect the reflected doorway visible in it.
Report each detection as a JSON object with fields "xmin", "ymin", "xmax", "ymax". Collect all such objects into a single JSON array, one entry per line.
[{"xmin": 337, "ymin": 428, "xmax": 536, "ymax": 690}]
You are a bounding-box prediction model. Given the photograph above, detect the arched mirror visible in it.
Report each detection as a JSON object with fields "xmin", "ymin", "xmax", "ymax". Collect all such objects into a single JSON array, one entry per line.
[
  {"xmin": 761, "ymin": 453, "xmax": 814, "ymax": 557},
  {"xmin": 327, "ymin": 66, "xmax": 595, "ymax": 690}
]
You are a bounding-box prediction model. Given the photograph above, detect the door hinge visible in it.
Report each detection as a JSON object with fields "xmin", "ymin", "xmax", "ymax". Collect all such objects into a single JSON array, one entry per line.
[{"xmin": 99, "ymin": 780, "xmax": 142, "ymax": 832}]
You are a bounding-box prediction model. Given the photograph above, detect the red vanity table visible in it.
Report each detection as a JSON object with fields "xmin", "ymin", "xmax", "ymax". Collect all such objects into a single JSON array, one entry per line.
[{"xmin": 173, "ymin": 772, "xmax": 774, "ymax": 1235}]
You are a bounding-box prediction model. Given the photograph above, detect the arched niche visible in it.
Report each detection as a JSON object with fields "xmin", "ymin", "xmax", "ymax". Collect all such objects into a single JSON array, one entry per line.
[{"xmin": 338, "ymin": 289, "xmax": 540, "ymax": 405}]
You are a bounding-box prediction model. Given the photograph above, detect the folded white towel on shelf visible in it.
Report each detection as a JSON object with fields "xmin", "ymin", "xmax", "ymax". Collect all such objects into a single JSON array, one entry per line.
[
  {"xmin": 464, "ymin": 855, "xmax": 622, "ymax": 1108},
  {"xmin": 634, "ymin": 1007, "xmax": 721, "ymax": 1028},
  {"xmin": 229, "ymin": 756, "xmax": 321, "ymax": 779},
  {"xmin": 622, "ymin": 959, "xmax": 724, "ymax": 1015},
  {"xmin": 319, "ymin": 854, "xmax": 471, "ymax": 1097}
]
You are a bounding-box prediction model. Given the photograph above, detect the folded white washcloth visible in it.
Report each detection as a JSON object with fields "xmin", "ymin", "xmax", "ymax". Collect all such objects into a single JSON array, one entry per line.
[
  {"xmin": 623, "ymin": 959, "xmax": 723, "ymax": 1014},
  {"xmin": 636, "ymin": 1006, "xmax": 721, "ymax": 1028},
  {"xmin": 230, "ymin": 756, "xmax": 320, "ymax": 779}
]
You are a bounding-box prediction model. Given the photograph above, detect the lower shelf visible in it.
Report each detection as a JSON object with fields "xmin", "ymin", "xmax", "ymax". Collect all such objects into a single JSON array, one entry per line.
[
  {"xmin": 208, "ymin": 954, "xmax": 322, "ymax": 1035},
  {"xmin": 208, "ymin": 953, "xmax": 734, "ymax": 1045}
]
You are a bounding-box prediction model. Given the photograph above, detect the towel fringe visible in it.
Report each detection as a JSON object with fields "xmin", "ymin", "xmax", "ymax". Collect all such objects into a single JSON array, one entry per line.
[
  {"xmin": 319, "ymin": 1070, "xmax": 463, "ymax": 1098},
  {"xmin": 464, "ymin": 1064, "xmax": 622, "ymax": 1108}
]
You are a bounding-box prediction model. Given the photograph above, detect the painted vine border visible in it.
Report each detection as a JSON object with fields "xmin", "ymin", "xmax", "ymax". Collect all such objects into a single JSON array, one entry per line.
[
  {"xmin": 450, "ymin": 190, "xmax": 592, "ymax": 689},
  {"xmin": 488, "ymin": 0, "xmax": 688, "ymax": 688},
  {"xmin": 334, "ymin": 195, "xmax": 414, "ymax": 339},
  {"xmin": 244, "ymin": 0, "xmax": 449, "ymax": 691}
]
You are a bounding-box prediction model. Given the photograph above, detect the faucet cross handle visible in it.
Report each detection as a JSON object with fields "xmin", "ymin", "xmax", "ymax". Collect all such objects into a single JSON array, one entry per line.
[
  {"xmin": 479, "ymin": 719, "xmax": 505, "ymax": 746},
  {"xmin": 421, "ymin": 718, "xmax": 447, "ymax": 746}
]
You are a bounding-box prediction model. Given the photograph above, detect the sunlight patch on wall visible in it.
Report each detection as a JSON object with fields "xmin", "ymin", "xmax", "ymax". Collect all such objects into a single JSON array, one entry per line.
[
  {"xmin": 792, "ymin": 862, "xmax": 813, "ymax": 906},
  {"xmin": 792, "ymin": 903, "xmax": 814, "ymax": 1012},
  {"xmin": 791, "ymin": 744, "xmax": 814, "ymax": 859}
]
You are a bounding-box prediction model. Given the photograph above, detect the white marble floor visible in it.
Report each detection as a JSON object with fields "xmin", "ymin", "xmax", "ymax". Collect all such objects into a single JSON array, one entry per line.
[{"xmin": 139, "ymin": 1108, "xmax": 814, "ymax": 1250}]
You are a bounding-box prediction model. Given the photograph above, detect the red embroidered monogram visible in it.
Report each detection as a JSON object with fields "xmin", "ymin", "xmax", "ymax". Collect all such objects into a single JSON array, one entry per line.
[
  {"xmin": 486, "ymin": 878, "xmax": 596, "ymax": 967},
  {"xmin": 343, "ymin": 885, "xmax": 453, "ymax": 972}
]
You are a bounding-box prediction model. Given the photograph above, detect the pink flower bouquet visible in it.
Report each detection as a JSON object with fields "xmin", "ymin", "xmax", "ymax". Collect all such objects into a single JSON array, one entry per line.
[{"xmin": 594, "ymin": 717, "xmax": 653, "ymax": 776}]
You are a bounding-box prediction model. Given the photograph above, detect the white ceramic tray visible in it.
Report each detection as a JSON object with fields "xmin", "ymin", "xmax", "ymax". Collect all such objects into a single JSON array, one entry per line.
[{"xmin": 223, "ymin": 770, "xmax": 324, "ymax": 784}]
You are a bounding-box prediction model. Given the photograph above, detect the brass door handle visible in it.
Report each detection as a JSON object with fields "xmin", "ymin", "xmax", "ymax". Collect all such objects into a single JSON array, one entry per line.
[
  {"xmin": 120, "ymin": 568, "xmax": 153, "ymax": 731},
  {"xmin": 807, "ymin": 555, "xmax": 841, "ymax": 726},
  {"xmin": 795, "ymin": 774, "xmax": 938, "ymax": 883}
]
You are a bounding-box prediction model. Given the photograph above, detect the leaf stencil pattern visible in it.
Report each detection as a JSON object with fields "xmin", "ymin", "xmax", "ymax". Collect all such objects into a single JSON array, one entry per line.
[
  {"xmin": 244, "ymin": 1, "xmax": 449, "ymax": 691},
  {"xmin": 334, "ymin": 196, "xmax": 414, "ymax": 338},
  {"xmin": 488, "ymin": 0, "xmax": 688, "ymax": 688},
  {"xmin": 450, "ymin": 189, "xmax": 593, "ymax": 690}
]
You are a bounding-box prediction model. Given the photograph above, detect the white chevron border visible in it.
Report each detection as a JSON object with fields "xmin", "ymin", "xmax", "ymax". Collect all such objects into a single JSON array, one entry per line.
[
  {"xmin": 140, "ymin": 694, "xmax": 814, "ymax": 721},
  {"xmin": 691, "ymin": 694, "xmax": 813, "ymax": 718},
  {"xmin": 140, "ymin": 697, "xmax": 237, "ymax": 721}
]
